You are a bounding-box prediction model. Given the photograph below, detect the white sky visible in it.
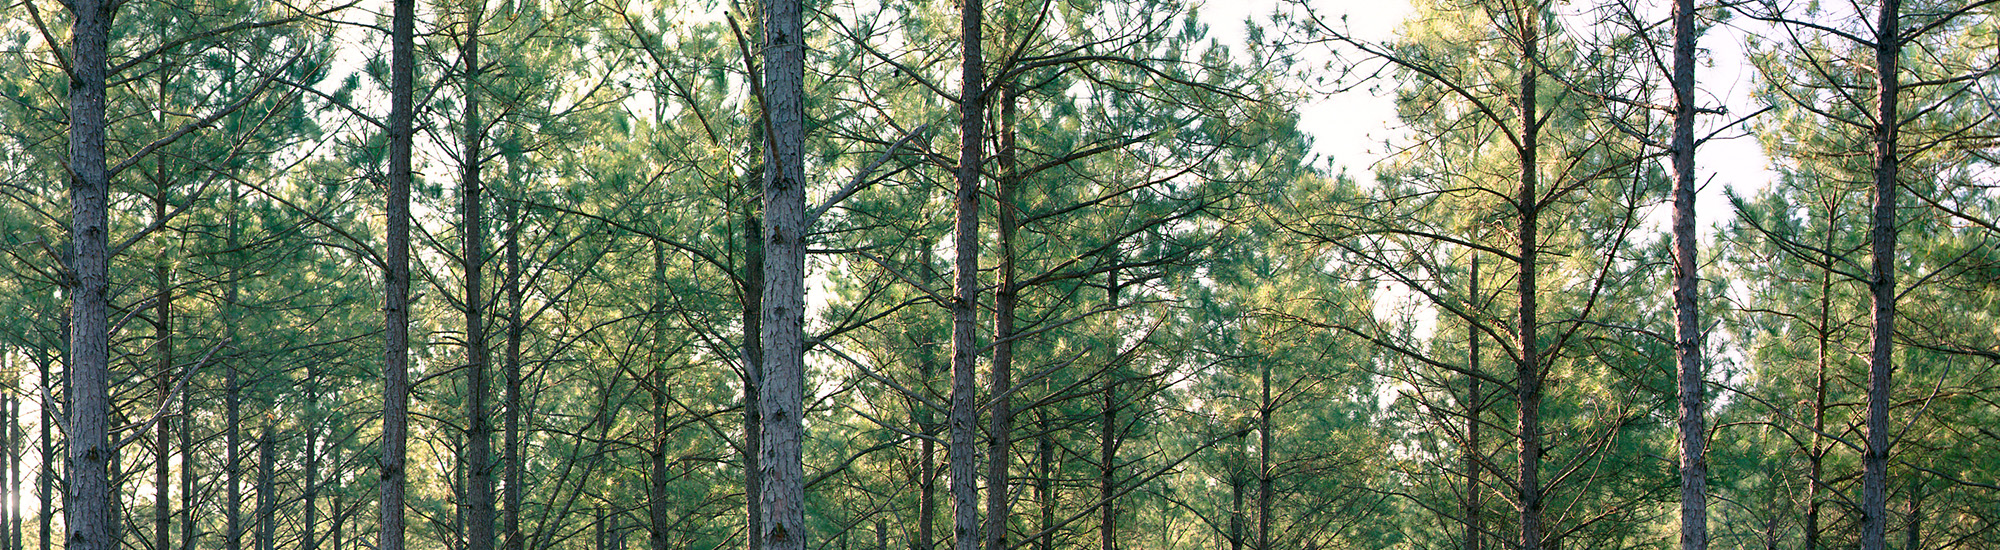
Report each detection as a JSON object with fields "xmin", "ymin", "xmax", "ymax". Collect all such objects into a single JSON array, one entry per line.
[{"xmin": 1195, "ymin": 0, "xmax": 1779, "ymax": 221}]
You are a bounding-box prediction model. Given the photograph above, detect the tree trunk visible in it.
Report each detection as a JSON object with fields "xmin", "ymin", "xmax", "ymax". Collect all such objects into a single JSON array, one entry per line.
[
  {"xmin": 155, "ymin": 186, "xmax": 175, "ymax": 550},
  {"xmin": 916, "ymin": 335, "xmax": 937, "ymax": 550},
  {"xmin": 36, "ymin": 348, "xmax": 50, "ymax": 550},
  {"xmin": 180, "ymin": 363, "xmax": 197, "ymax": 550},
  {"xmin": 1860, "ymin": 3, "xmax": 1901, "ymax": 550},
  {"xmin": 228, "ymin": 326, "xmax": 243, "ymax": 550},
  {"xmin": 759, "ymin": 0, "xmax": 808, "ymax": 546},
  {"xmin": 1805, "ymin": 206, "xmax": 1834, "ymax": 550},
  {"xmin": 1668, "ymin": 0, "xmax": 1708, "ymax": 546},
  {"xmin": 256, "ymin": 428, "xmax": 276, "ymax": 550},
  {"xmin": 62, "ymin": 0, "xmax": 115, "ymax": 544},
  {"xmin": 1230, "ymin": 429, "xmax": 1245, "ymax": 550},
  {"xmin": 985, "ymin": 82, "xmax": 1020, "ymax": 550},
  {"xmin": 650, "ymin": 245, "xmax": 673, "ymax": 550},
  {"xmin": 1256, "ymin": 363, "xmax": 1270, "ymax": 550},
  {"xmin": 504, "ymin": 197, "xmax": 526, "ymax": 550},
  {"xmin": 1103, "ymin": 272, "xmax": 1122, "ymax": 550},
  {"xmin": 1037, "ymin": 408, "xmax": 1054, "ymax": 550},
  {"xmin": 381, "ymin": 0, "xmax": 417, "ymax": 543},
  {"xmin": 948, "ymin": 0, "xmax": 987, "ymax": 549},
  {"xmin": 1513, "ymin": 7, "xmax": 1545, "ymax": 550},
  {"xmin": 332, "ymin": 496, "xmax": 347, "ymax": 550},
  {"xmin": 1465, "ymin": 255, "xmax": 1482, "ymax": 550},
  {"xmin": 460, "ymin": 5, "xmax": 496, "ymax": 548},
  {"xmin": 303, "ymin": 360, "xmax": 323, "ymax": 550}
]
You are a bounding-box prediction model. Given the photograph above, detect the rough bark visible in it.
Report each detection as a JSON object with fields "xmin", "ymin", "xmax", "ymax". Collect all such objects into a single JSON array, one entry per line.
[
  {"xmin": 1465, "ymin": 255, "xmax": 1482, "ymax": 550},
  {"xmin": 304, "ymin": 372, "xmax": 321, "ymax": 550},
  {"xmin": 1100, "ymin": 385, "xmax": 1119, "ymax": 550},
  {"xmin": 256, "ymin": 428, "xmax": 276, "ymax": 550},
  {"xmin": 504, "ymin": 197, "xmax": 525, "ymax": 550},
  {"xmin": 1805, "ymin": 209, "xmax": 1834, "ymax": 550},
  {"xmin": 227, "ymin": 316, "xmax": 243, "ymax": 550},
  {"xmin": 1668, "ymin": 0, "xmax": 1709, "ymax": 548},
  {"xmin": 948, "ymin": 1, "xmax": 987, "ymax": 550},
  {"xmin": 38, "ymin": 350, "xmax": 51, "ymax": 550},
  {"xmin": 1860, "ymin": 2, "xmax": 1901, "ymax": 550},
  {"xmin": 380, "ymin": 0, "xmax": 417, "ymax": 543},
  {"xmin": 459, "ymin": 7, "xmax": 496, "ymax": 549},
  {"xmin": 179, "ymin": 370, "xmax": 196, "ymax": 550},
  {"xmin": 985, "ymin": 82, "xmax": 1020, "ymax": 550},
  {"xmin": 62, "ymin": 0, "xmax": 115, "ymax": 545},
  {"xmin": 1036, "ymin": 410, "xmax": 1054, "ymax": 550},
  {"xmin": 758, "ymin": 0, "xmax": 808, "ymax": 547},
  {"xmin": 1230, "ymin": 429, "xmax": 1245, "ymax": 550},
  {"xmin": 651, "ymin": 246, "xmax": 673, "ymax": 550},
  {"xmin": 1513, "ymin": 8, "xmax": 1545, "ymax": 550},
  {"xmin": 154, "ymin": 186, "xmax": 175, "ymax": 550},
  {"xmin": 1256, "ymin": 363, "xmax": 1270, "ymax": 550}
]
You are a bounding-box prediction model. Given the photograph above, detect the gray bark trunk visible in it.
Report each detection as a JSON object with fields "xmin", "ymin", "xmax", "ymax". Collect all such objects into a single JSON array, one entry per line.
[
  {"xmin": 758, "ymin": 0, "xmax": 808, "ymax": 547},
  {"xmin": 1668, "ymin": 1, "xmax": 1709, "ymax": 549},
  {"xmin": 256, "ymin": 428, "xmax": 275, "ymax": 550},
  {"xmin": 1861, "ymin": 2, "xmax": 1901, "ymax": 549},
  {"xmin": 380, "ymin": 0, "xmax": 417, "ymax": 542},
  {"xmin": 1513, "ymin": 8, "xmax": 1544, "ymax": 550},
  {"xmin": 155, "ymin": 187, "xmax": 175, "ymax": 550},
  {"xmin": 985, "ymin": 82, "xmax": 1019, "ymax": 550},
  {"xmin": 460, "ymin": 7, "xmax": 496, "ymax": 549},
  {"xmin": 1465, "ymin": 255, "xmax": 1482, "ymax": 550},
  {"xmin": 948, "ymin": 1, "xmax": 987, "ymax": 550},
  {"xmin": 62, "ymin": 0, "xmax": 115, "ymax": 546},
  {"xmin": 504, "ymin": 197, "xmax": 526, "ymax": 550}
]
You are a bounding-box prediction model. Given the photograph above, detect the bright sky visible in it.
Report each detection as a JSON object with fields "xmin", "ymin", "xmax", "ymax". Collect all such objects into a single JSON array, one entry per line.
[{"xmin": 1196, "ymin": 0, "xmax": 1780, "ymax": 221}]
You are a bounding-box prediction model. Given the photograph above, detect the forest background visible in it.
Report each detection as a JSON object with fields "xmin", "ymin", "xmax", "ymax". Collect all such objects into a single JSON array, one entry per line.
[{"xmin": 0, "ymin": 0, "xmax": 1996, "ymax": 548}]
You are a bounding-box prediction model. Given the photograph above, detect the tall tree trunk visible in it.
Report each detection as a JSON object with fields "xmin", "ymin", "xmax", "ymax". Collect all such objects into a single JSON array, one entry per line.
[
  {"xmin": 332, "ymin": 496, "xmax": 347, "ymax": 550},
  {"xmin": 36, "ymin": 349, "xmax": 50, "ymax": 550},
  {"xmin": 2, "ymin": 392, "xmax": 11, "ymax": 550},
  {"xmin": 759, "ymin": 0, "xmax": 808, "ymax": 546},
  {"xmin": 650, "ymin": 245, "xmax": 673, "ymax": 550},
  {"xmin": 381, "ymin": 0, "xmax": 418, "ymax": 543},
  {"xmin": 256, "ymin": 428, "xmax": 275, "ymax": 550},
  {"xmin": 305, "ymin": 387, "xmax": 321, "ymax": 550},
  {"xmin": 1668, "ymin": 0, "xmax": 1708, "ymax": 546},
  {"xmin": 1805, "ymin": 204, "xmax": 1834, "ymax": 550},
  {"xmin": 1036, "ymin": 408, "xmax": 1054, "ymax": 550},
  {"xmin": 1513, "ymin": 6, "xmax": 1545, "ymax": 550},
  {"xmin": 1100, "ymin": 384, "xmax": 1118, "ymax": 550},
  {"xmin": 1860, "ymin": 3, "xmax": 1901, "ymax": 550},
  {"xmin": 1465, "ymin": 255, "xmax": 1482, "ymax": 550},
  {"xmin": 180, "ymin": 363, "xmax": 197, "ymax": 550},
  {"xmin": 1228, "ymin": 428, "xmax": 1245, "ymax": 550},
  {"xmin": 155, "ymin": 184, "xmax": 175, "ymax": 550},
  {"xmin": 916, "ymin": 332, "xmax": 937, "ymax": 550},
  {"xmin": 62, "ymin": 0, "xmax": 115, "ymax": 544},
  {"xmin": 1102, "ymin": 272, "xmax": 1123, "ymax": 550},
  {"xmin": 985, "ymin": 82, "xmax": 1020, "ymax": 550},
  {"xmin": 8, "ymin": 395, "xmax": 19, "ymax": 550},
  {"xmin": 459, "ymin": 5, "xmax": 496, "ymax": 548},
  {"xmin": 227, "ymin": 308, "xmax": 243, "ymax": 550},
  {"xmin": 1904, "ymin": 477, "xmax": 1921, "ymax": 550},
  {"xmin": 503, "ymin": 195, "xmax": 526, "ymax": 550},
  {"xmin": 1256, "ymin": 363, "xmax": 1270, "ymax": 550},
  {"xmin": 948, "ymin": 0, "xmax": 987, "ymax": 549}
]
